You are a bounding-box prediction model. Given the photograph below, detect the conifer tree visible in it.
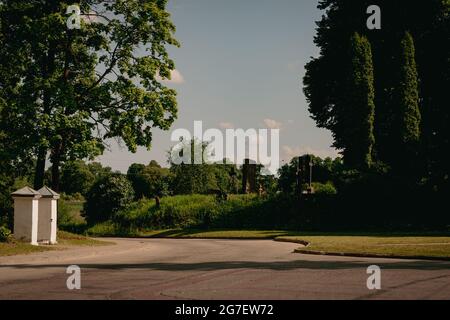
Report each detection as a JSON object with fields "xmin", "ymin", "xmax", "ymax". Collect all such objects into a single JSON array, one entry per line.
[
  {"xmin": 342, "ymin": 32, "xmax": 376, "ymax": 169},
  {"xmin": 395, "ymin": 31, "xmax": 421, "ymax": 167}
]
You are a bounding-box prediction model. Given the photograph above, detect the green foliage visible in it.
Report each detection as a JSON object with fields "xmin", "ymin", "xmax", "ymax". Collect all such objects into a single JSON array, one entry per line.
[
  {"xmin": 211, "ymin": 163, "xmax": 241, "ymax": 194},
  {"xmin": 312, "ymin": 182, "xmax": 337, "ymax": 195},
  {"xmin": 168, "ymin": 139, "xmax": 243, "ymax": 195},
  {"xmin": 169, "ymin": 139, "xmax": 217, "ymax": 194},
  {"xmin": 127, "ymin": 161, "xmax": 172, "ymax": 199},
  {"xmin": 83, "ymin": 174, "xmax": 135, "ymax": 224},
  {"xmin": 0, "ymin": 225, "xmax": 12, "ymax": 242},
  {"xmin": 258, "ymin": 174, "xmax": 278, "ymax": 195},
  {"xmin": 57, "ymin": 198, "xmax": 75, "ymax": 227},
  {"xmin": 393, "ymin": 32, "xmax": 421, "ymax": 171},
  {"xmin": 304, "ymin": 32, "xmax": 376, "ymax": 170},
  {"xmin": 61, "ymin": 160, "xmax": 95, "ymax": 196},
  {"xmin": 344, "ymin": 33, "xmax": 376, "ymax": 169},
  {"xmin": 278, "ymin": 156, "xmax": 343, "ymax": 194},
  {"xmin": 57, "ymin": 197, "xmax": 87, "ymax": 234},
  {"xmin": 127, "ymin": 163, "xmax": 147, "ymax": 199},
  {"xmin": 0, "ymin": 0, "xmax": 179, "ymax": 190},
  {"xmin": 105, "ymin": 193, "xmax": 334, "ymax": 232},
  {"xmin": 303, "ymin": 0, "xmax": 448, "ymax": 184},
  {"xmin": 112, "ymin": 194, "xmax": 265, "ymax": 230}
]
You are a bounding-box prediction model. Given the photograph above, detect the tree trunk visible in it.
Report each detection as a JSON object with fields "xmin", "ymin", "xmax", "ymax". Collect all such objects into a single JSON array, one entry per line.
[
  {"xmin": 33, "ymin": 147, "xmax": 47, "ymax": 190},
  {"xmin": 50, "ymin": 142, "xmax": 63, "ymax": 192},
  {"xmin": 51, "ymin": 159, "xmax": 61, "ymax": 192}
]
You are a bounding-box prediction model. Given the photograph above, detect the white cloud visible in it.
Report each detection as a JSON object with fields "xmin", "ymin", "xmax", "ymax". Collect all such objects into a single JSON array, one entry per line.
[
  {"xmin": 159, "ymin": 69, "xmax": 185, "ymax": 84},
  {"xmin": 282, "ymin": 145, "xmax": 340, "ymax": 162},
  {"xmin": 218, "ymin": 122, "xmax": 235, "ymax": 129},
  {"xmin": 263, "ymin": 118, "xmax": 282, "ymax": 129}
]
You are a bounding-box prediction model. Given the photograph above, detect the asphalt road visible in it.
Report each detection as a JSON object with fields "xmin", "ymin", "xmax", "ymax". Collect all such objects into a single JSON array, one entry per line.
[{"xmin": 0, "ymin": 238, "xmax": 449, "ymax": 300}]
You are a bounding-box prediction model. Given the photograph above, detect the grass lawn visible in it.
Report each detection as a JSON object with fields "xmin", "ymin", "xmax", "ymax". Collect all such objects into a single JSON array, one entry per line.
[
  {"xmin": 0, "ymin": 242, "xmax": 50, "ymax": 257},
  {"xmin": 86, "ymin": 225, "xmax": 450, "ymax": 260},
  {"xmin": 137, "ymin": 229, "xmax": 450, "ymax": 260},
  {"xmin": 279, "ymin": 234, "xmax": 450, "ymax": 260},
  {"xmin": 57, "ymin": 230, "xmax": 112, "ymax": 246},
  {"xmin": 140, "ymin": 229, "xmax": 294, "ymax": 239},
  {"xmin": 0, "ymin": 230, "xmax": 111, "ymax": 257}
]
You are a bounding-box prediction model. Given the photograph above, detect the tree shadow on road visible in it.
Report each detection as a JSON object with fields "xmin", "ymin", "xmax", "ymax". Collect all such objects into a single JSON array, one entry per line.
[{"xmin": 3, "ymin": 258, "xmax": 450, "ymax": 272}]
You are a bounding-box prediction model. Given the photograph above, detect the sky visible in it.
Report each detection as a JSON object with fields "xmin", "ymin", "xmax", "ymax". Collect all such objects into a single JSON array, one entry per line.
[{"xmin": 96, "ymin": 0, "xmax": 339, "ymax": 172}]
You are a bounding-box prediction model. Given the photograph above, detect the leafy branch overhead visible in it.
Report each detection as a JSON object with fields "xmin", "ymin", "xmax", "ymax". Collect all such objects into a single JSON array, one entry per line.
[{"xmin": 0, "ymin": 0, "xmax": 180, "ymax": 190}]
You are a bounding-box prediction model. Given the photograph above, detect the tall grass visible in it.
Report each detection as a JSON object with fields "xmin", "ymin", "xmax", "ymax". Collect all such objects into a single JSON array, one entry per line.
[{"xmin": 85, "ymin": 194, "xmax": 302, "ymax": 235}]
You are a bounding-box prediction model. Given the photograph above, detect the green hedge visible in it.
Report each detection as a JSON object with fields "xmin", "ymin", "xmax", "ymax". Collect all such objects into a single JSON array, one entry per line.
[{"xmin": 104, "ymin": 193, "xmax": 334, "ymax": 233}]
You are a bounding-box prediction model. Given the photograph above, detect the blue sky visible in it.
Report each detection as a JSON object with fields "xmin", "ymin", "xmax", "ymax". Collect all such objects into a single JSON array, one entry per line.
[{"xmin": 97, "ymin": 0, "xmax": 338, "ymax": 172}]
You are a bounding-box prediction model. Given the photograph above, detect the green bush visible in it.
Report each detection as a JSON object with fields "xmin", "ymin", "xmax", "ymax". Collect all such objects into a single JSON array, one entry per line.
[
  {"xmin": 312, "ymin": 182, "xmax": 337, "ymax": 195},
  {"xmin": 0, "ymin": 225, "xmax": 12, "ymax": 242},
  {"xmin": 57, "ymin": 197, "xmax": 87, "ymax": 233},
  {"xmin": 58, "ymin": 198, "xmax": 73, "ymax": 226},
  {"xmin": 83, "ymin": 174, "xmax": 135, "ymax": 224},
  {"xmin": 108, "ymin": 194, "xmax": 307, "ymax": 232},
  {"xmin": 61, "ymin": 192, "xmax": 85, "ymax": 202}
]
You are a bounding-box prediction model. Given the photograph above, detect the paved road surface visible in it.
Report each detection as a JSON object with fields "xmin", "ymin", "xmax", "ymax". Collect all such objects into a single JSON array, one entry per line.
[{"xmin": 0, "ymin": 238, "xmax": 449, "ymax": 299}]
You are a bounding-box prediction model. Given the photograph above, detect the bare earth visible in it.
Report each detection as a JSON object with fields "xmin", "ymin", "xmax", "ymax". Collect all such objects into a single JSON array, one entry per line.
[{"xmin": 0, "ymin": 238, "xmax": 449, "ymax": 300}]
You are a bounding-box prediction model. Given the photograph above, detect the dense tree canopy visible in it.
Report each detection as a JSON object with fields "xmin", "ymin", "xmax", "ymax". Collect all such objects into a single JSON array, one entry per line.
[
  {"xmin": 60, "ymin": 160, "xmax": 95, "ymax": 196},
  {"xmin": 304, "ymin": 0, "xmax": 449, "ymax": 189},
  {"xmin": 278, "ymin": 155, "xmax": 343, "ymax": 194},
  {"xmin": 83, "ymin": 173, "xmax": 134, "ymax": 224},
  {"xmin": 127, "ymin": 160, "xmax": 171, "ymax": 199},
  {"xmin": 0, "ymin": 0, "xmax": 179, "ymax": 191}
]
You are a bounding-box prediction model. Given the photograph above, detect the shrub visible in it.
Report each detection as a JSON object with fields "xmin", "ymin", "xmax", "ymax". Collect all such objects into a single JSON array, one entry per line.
[
  {"xmin": 312, "ymin": 182, "xmax": 337, "ymax": 195},
  {"xmin": 83, "ymin": 174, "xmax": 135, "ymax": 224},
  {"xmin": 58, "ymin": 198, "xmax": 74, "ymax": 226},
  {"xmin": 109, "ymin": 194, "xmax": 305, "ymax": 232},
  {"xmin": 61, "ymin": 192, "xmax": 85, "ymax": 202},
  {"xmin": 0, "ymin": 225, "xmax": 12, "ymax": 242},
  {"xmin": 57, "ymin": 197, "xmax": 87, "ymax": 234}
]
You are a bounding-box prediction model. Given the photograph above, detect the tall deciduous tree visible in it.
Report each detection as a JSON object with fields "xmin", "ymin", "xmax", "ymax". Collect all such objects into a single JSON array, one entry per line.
[{"xmin": 0, "ymin": 0, "xmax": 179, "ymax": 191}]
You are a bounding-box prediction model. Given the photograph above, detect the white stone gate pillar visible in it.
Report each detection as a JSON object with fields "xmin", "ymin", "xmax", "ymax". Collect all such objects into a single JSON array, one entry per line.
[
  {"xmin": 11, "ymin": 187, "xmax": 42, "ymax": 245},
  {"xmin": 37, "ymin": 186, "xmax": 60, "ymax": 244}
]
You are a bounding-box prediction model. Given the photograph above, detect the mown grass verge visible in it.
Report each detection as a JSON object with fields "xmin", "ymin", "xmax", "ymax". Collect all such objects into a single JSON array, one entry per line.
[
  {"xmin": 0, "ymin": 231, "xmax": 110, "ymax": 257},
  {"xmin": 278, "ymin": 234, "xmax": 450, "ymax": 260},
  {"xmin": 87, "ymin": 227, "xmax": 450, "ymax": 260}
]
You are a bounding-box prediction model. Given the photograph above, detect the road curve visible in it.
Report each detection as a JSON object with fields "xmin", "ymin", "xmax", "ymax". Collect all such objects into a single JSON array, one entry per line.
[{"xmin": 0, "ymin": 238, "xmax": 449, "ymax": 300}]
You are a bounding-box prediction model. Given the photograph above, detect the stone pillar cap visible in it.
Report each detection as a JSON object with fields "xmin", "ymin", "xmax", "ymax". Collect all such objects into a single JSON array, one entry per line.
[
  {"xmin": 11, "ymin": 186, "xmax": 42, "ymax": 199},
  {"xmin": 37, "ymin": 186, "xmax": 60, "ymax": 199}
]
